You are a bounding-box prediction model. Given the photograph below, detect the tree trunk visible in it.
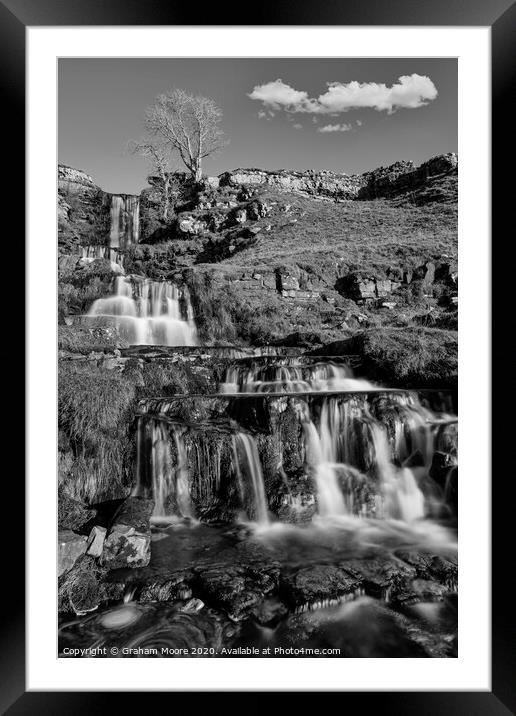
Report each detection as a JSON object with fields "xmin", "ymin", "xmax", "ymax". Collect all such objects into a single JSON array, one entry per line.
[
  {"xmin": 162, "ymin": 177, "xmax": 169, "ymax": 222},
  {"xmin": 193, "ymin": 160, "xmax": 202, "ymax": 182}
]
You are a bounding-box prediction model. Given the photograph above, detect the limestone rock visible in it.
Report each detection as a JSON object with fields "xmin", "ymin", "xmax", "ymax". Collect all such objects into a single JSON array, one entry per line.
[
  {"xmin": 86, "ymin": 525, "xmax": 107, "ymax": 558},
  {"xmin": 58, "ymin": 530, "xmax": 88, "ymax": 577},
  {"xmin": 100, "ymin": 497, "xmax": 154, "ymax": 569}
]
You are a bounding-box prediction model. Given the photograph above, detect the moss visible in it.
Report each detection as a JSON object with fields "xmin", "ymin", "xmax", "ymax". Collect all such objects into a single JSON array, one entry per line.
[{"xmin": 311, "ymin": 327, "xmax": 458, "ymax": 388}]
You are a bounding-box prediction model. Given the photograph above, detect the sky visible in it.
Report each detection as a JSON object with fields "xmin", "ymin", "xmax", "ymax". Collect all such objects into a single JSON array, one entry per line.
[{"xmin": 58, "ymin": 58, "xmax": 457, "ymax": 195}]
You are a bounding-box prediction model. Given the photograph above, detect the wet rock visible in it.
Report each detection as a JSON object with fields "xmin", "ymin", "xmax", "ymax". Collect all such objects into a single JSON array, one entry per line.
[
  {"xmin": 281, "ymin": 565, "xmax": 363, "ymax": 610},
  {"xmin": 394, "ymin": 551, "xmax": 458, "ymax": 591},
  {"xmin": 340, "ymin": 557, "xmax": 417, "ymax": 601},
  {"xmin": 135, "ymin": 571, "xmax": 194, "ymax": 603},
  {"xmin": 86, "ymin": 525, "xmax": 107, "ymax": 558},
  {"xmin": 195, "ymin": 561, "xmax": 279, "ymax": 621},
  {"xmin": 101, "ymin": 497, "xmax": 154, "ymax": 569},
  {"xmin": 394, "ymin": 578, "xmax": 450, "ymax": 606},
  {"xmin": 252, "ymin": 597, "xmax": 289, "ymax": 625},
  {"xmin": 58, "ymin": 488, "xmax": 96, "ymax": 531},
  {"xmin": 58, "ymin": 530, "xmax": 88, "ymax": 577},
  {"xmin": 58, "ymin": 555, "xmax": 105, "ymax": 615}
]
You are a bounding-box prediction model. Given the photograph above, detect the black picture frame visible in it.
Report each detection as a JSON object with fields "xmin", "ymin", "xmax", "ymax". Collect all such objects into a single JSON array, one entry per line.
[{"xmin": 5, "ymin": 0, "xmax": 513, "ymax": 710}]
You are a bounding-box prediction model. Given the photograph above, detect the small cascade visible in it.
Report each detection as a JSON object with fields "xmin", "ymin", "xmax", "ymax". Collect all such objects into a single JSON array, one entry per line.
[
  {"xmin": 109, "ymin": 194, "xmax": 140, "ymax": 249},
  {"xmin": 369, "ymin": 424, "xmax": 425, "ymax": 522},
  {"xmin": 232, "ymin": 433, "xmax": 269, "ymax": 525},
  {"xmin": 219, "ymin": 359, "xmax": 373, "ymax": 394},
  {"xmin": 87, "ymin": 275, "xmax": 198, "ymax": 346},
  {"xmin": 79, "ymin": 245, "xmax": 125, "ymax": 271},
  {"xmin": 133, "ymin": 418, "xmax": 194, "ymax": 520}
]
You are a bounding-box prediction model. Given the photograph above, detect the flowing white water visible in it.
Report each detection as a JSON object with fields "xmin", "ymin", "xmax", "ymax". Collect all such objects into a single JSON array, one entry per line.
[
  {"xmin": 87, "ymin": 276, "xmax": 198, "ymax": 346},
  {"xmin": 232, "ymin": 433, "xmax": 270, "ymax": 525},
  {"xmin": 133, "ymin": 418, "xmax": 194, "ymax": 521},
  {"xmin": 369, "ymin": 424, "xmax": 425, "ymax": 522},
  {"xmin": 109, "ymin": 194, "xmax": 140, "ymax": 248},
  {"xmin": 219, "ymin": 361, "xmax": 374, "ymax": 394}
]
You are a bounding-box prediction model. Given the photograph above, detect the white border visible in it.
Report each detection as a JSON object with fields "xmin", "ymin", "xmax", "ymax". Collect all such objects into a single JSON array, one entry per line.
[{"xmin": 27, "ymin": 26, "xmax": 490, "ymax": 691}]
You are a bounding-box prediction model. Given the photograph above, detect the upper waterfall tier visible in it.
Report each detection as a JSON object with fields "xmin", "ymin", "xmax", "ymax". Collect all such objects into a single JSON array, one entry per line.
[
  {"xmin": 109, "ymin": 194, "xmax": 140, "ymax": 249},
  {"xmin": 87, "ymin": 275, "xmax": 198, "ymax": 347}
]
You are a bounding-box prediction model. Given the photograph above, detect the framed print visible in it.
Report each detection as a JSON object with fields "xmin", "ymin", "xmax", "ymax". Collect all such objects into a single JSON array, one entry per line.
[{"xmin": 4, "ymin": 0, "xmax": 513, "ymax": 709}]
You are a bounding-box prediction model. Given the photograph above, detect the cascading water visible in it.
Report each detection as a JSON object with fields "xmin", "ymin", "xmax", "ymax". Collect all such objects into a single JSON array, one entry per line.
[
  {"xmin": 87, "ymin": 276, "xmax": 198, "ymax": 346},
  {"xmin": 79, "ymin": 245, "xmax": 125, "ymax": 272},
  {"xmin": 133, "ymin": 418, "xmax": 194, "ymax": 521},
  {"xmin": 219, "ymin": 359, "xmax": 374, "ymax": 394},
  {"xmin": 109, "ymin": 194, "xmax": 140, "ymax": 249},
  {"xmin": 136, "ymin": 387, "xmax": 453, "ymax": 528},
  {"xmin": 232, "ymin": 433, "xmax": 269, "ymax": 525}
]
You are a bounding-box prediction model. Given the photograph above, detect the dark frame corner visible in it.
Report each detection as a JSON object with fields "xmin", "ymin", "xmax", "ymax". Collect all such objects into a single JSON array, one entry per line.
[{"xmin": 6, "ymin": 0, "xmax": 514, "ymax": 711}]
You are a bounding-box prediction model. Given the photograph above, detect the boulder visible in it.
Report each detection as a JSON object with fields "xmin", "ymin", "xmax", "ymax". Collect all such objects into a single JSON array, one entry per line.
[
  {"xmin": 58, "ymin": 554, "xmax": 104, "ymax": 615},
  {"xmin": 58, "ymin": 530, "xmax": 88, "ymax": 577},
  {"xmin": 86, "ymin": 525, "xmax": 107, "ymax": 558},
  {"xmin": 414, "ymin": 261, "xmax": 436, "ymax": 284},
  {"xmin": 281, "ymin": 565, "xmax": 362, "ymax": 609},
  {"xmin": 177, "ymin": 216, "xmax": 207, "ymax": 235},
  {"xmin": 100, "ymin": 497, "xmax": 154, "ymax": 569},
  {"xmin": 247, "ymin": 200, "xmax": 271, "ymax": 220}
]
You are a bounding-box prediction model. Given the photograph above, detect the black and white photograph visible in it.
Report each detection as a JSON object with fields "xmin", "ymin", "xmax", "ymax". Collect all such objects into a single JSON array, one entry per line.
[{"xmin": 55, "ymin": 56, "xmax": 461, "ymax": 660}]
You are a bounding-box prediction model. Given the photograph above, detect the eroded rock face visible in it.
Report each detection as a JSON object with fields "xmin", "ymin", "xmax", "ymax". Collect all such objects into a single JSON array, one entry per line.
[
  {"xmin": 58, "ymin": 530, "xmax": 88, "ymax": 577},
  {"xmin": 101, "ymin": 497, "xmax": 154, "ymax": 569},
  {"xmin": 219, "ymin": 154, "xmax": 457, "ymax": 202}
]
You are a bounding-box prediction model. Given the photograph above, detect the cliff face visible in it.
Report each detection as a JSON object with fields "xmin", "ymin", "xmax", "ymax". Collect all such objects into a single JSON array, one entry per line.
[
  {"xmin": 219, "ymin": 153, "xmax": 458, "ymax": 203},
  {"xmin": 58, "ymin": 165, "xmax": 111, "ymax": 251}
]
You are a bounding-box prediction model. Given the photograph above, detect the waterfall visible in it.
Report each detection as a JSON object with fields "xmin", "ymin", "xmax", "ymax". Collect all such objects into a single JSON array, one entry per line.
[
  {"xmin": 133, "ymin": 418, "xmax": 194, "ymax": 520},
  {"xmin": 295, "ymin": 394, "xmax": 430, "ymax": 521},
  {"xmin": 369, "ymin": 424, "xmax": 425, "ymax": 522},
  {"xmin": 232, "ymin": 433, "xmax": 269, "ymax": 525},
  {"xmin": 87, "ymin": 275, "xmax": 198, "ymax": 346},
  {"xmin": 302, "ymin": 419, "xmax": 347, "ymax": 516},
  {"xmin": 109, "ymin": 194, "xmax": 140, "ymax": 249},
  {"xmin": 80, "ymin": 245, "xmax": 125, "ymax": 271},
  {"xmin": 136, "ymin": 374, "xmax": 454, "ymax": 527},
  {"xmin": 219, "ymin": 360, "xmax": 374, "ymax": 394}
]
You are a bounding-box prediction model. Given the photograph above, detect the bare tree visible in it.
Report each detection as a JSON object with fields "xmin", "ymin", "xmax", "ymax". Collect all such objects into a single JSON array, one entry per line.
[
  {"xmin": 144, "ymin": 89, "xmax": 227, "ymax": 182},
  {"xmin": 129, "ymin": 139, "xmax": 174, "ymax": 221}
]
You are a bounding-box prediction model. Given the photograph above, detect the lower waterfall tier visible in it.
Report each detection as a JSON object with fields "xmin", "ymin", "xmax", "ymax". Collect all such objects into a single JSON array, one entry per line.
[{"xmin": 133, "ymin": 390, "xmax": 457, "ymax": 525}]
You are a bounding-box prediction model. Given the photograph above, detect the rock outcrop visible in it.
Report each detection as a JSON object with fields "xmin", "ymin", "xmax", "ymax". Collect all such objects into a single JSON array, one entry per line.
[
  {"xmin": 219, "ymin": 153, "xmax": 457, "ymax": 203},
  {"xmin": 58, "ymin": 530, "xmax": 88, "ymax": 577},
  {"xmin": 100, "ymin": 497, "xmax": 154, "ymax": 569}
]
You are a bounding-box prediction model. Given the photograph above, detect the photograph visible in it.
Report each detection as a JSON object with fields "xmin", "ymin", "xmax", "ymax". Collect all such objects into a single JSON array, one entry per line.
[{"xmin": 56, "ymin": 57, "xmax": 459, "ymax": 659}]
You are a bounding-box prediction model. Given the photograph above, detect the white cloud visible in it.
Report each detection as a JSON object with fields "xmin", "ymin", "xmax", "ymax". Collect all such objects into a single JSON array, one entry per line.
[
  {"xmin": 356, "ymin": 119, "xmax": 363, "ymax": 126},
  {"xmin": 248, "ymin": 74, "xmax": 437, "ymax": 115},
  {"xmin": 293, "ymin": 123, "xmax": 303, "ymax": 130},
  {"xmin": 317, "ymin": 123, "xmax": 353, "ymax": 133},
  {"xmin": 248, "ymin": 79, "xmax": 311, "ymax": 111},
  {"xmin": 257, "ymin": 110, "xmax": 267, "ymax": 119}
]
